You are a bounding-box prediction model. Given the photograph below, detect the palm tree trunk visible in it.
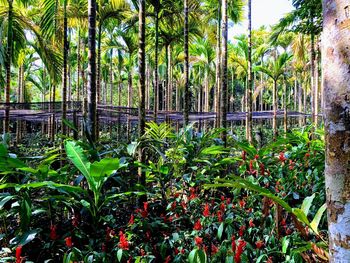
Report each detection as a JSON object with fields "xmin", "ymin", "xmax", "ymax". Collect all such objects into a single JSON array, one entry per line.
[
  {"xmin": 128, "ymin": 69, "xmax": 133, "ymax": 108},
  {"xmin": 283, "ymin": 78, "xmax": 287, "ymax": 135},
  {"xmin": 138, "ymin": 0, "xmax": 146, "ymax": 201},
  {"xmin": 167, "ymin": 44, "xmax": 172, "ymax": 112},
  {"xmin": 87, "ymin": 0, "xmax": 97, "ymax": 142},
  {"xmin": 77, "ymin": 29, "xmax": 81, "ymax": 102},
  {"xmin": 4, "ymin": 0, "xmax": 13, "ymax": 134},
  {"xmin": 110, "ymin": 50, "xmax": 113, "ymax": 105},
  {"xmin": 314, "ymin": 40, "xmax": 319, "ymax": 127},
  {"xmin": 61, "ymin": 0, "xmax": 68, "ymax": 136},
  {"xmin": 154, "ymin": 10, "xmax": 159, "ymax": 121},
  {"xmin": 310, "ymin": 31, "xmax": 316, "ymax": 124},
  {"xmin": 205, "ymin": 72, "xmax": 209, "ymax": 112},
  {"xmin": 97, "ymin": 22, "xmax": 102, "ymax": 104},
  {"xmin": 273, "ymin": 79, "xmax": 278, "ymax": 139},
  {"xmin": 183, "ymin": 0, "xmax": 190, "ymax": 125},
  {"xmin": 215, "ymin": 0, "xmax": 222, "ymax": 127},
  {"xmin": 322, "ymin": 1, "xmax": 350, "ymax": 260},
  {"xmin": 246, "ymin": 0, "xmax": 253, "ymax": 143},
  {"xmin": 220, "ymin": 0, "xmax": 228, "ymax": 145},
  {"xmin": 17, "ymin": 66, "xmax": 21, "ymax": 103}
]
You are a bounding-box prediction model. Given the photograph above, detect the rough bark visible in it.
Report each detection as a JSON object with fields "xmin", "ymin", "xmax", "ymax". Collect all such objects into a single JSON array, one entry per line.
[
  {"xmin": 153, "ymin": 9, "xmax": 159, "ymax": 121},
  {"xmin": 215, "ymin": 0, "xmax": 222, "ymax": 127},
  {"xmin": 322, "ymin": 1, "xmax": 350, "ymax": 261},
  {"xmin": 273, "ymin": 79, "xmax": 278, "ymax": 139},
  {"xmin": 87, "ymin": 0, "xmax": 97, "ymax": 142}
]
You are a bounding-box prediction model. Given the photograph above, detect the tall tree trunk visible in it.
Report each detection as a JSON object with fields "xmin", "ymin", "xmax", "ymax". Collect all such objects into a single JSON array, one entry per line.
[
  {"xmin": 167, "ymin": 44, "xmax": 172, "ymax": 111},
  {"xmin": 283, "ymin": 78, "xmax": 287, "ymax": 135},
  {"xmin": 314, "ymin": 40, "xmax": 320, "ymax": 127},
  {"xmin": 205, "ymin": 72, "xmax": 209, "ymax": 112},
  {"xmin": 310, "ymin": 31, "xmax": 316, "ymax": 124},
  {"xmin": 110, "ymin": 49, "xmax": 113, "ymax": 105},
  {"xmin": 17, "ymin": 66, "xmax": 21, "ymax": 103},
  {"xmin": 153, "ymin": 10, "xmax": 159, "ymax": 121},
  {"xmin": 128, "ymin": 68, "xmax": 133, "ymax": 108},
  {"xmin": 220, "ymin": 0, "xmax": 228, "ymax": 145},
  {"xmin": 322, "ymin": 0, "xmax": 350, "ymax": 260},
  {"xmin": 273, "ymin": 79, "xmax": 278, "ymax": 139},
  {"xmin": 61, "ymin": 0, "xmax": 68, "ymax": 136},
  {"xmin": 96, "ymin": 22, "xmax": 102, "ymax": 104},
  {"xmin": 246, "ymin": 0, "xmax": 253, "ymax": 143},
  {"xmin": 77, "ymin": 29, "xmax": 81, "ymax": 102},
  {"xmin": 215, "ymin": 0, "xmax": 222, "ymax": 127},
  {"xmin": 183, "ymin": 0, "xmax": 190, "ymax": 125},
  {"xmin": 87, "ymin": 0, "xmax": 97, "ymax": 142},
  {"xmin": 4, "ymin": 0, "xmax": 13, "ymax": 135},
  {"xmin": 138, "ymin": 0, "xmax": 146, "ymax": 199}
]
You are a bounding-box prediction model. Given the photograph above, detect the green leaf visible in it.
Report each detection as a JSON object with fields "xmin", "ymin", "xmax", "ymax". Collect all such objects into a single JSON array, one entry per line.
[
  {"xmin": 62, "ymin": 118, "xmax": 78, "ymax": 133},
  {"xmin": 11, "ymin": 229, "xmax": 39, "ymax": 246},
  {"xmin": 188, "ymin": 249, "xmax": 198, "ymax": 263},
  {"xmin": 0, "ymin": 195, "xmax": 14, "ymax": 209},
  {"xmin": 200, "ymin": 146, "xmax": 228, "ymax": 155},
  {"xmin": 117, "ymin": 249, "xmax": 123, "ymax": 262},
  {"xmin": 217, "ymin": 222, "xmax": 224, "ymax": 240},
  {"xmin": 127, "ymin": 142, "xmax": 138, "ymax": 156},
  {"xmin": 197, "ymin": 249, "xmax": 207, "ymax": 263},
  {"xmin": 282, "ymin": 237, "xmax": 290, "ymax": 253},
  {"xmin": 65, "ymin": 141, "xmax": 93, "ymax": 190},
  {"xmin": 20, "ymin": 196, "xmax": 31, "ymax": 231},
  {"xmin": 310, "ymin": 203, "xmax": 327, "ymax": 235},
  {"xmin": 292, "ymin": 208, "xmax": 310, "ymax": 226},
  {"xmin": 301, "ymin": 194, "xmax": 315, "ymax": 216}
]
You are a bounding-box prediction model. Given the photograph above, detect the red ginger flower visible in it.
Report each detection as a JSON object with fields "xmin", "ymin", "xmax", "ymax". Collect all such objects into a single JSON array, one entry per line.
[
  {"xmin": 217, "ymin": 210, "xmax": 223, "ymax": 222},
  {"xmin": 239, "ymin": 199, "xmax": 245, "ymax": 208},
  {"xmin": 249, "ymin": 219, "xmax": 255, "ymax": 228},
  {"xmin": 259, "ymin": 163, "xmax": 265, "ymax": 176},
  {"xmin": 221, "ymin": 195, "xmax": 225, "ymax": 201},
  {"xmin": 203, "ymin": 203, "xmax": 210, "ymax": 217},
  {"xmin": 211, "ymin": 244, "xmax": 219, "ymax": 254},
  {"xmin": 255, "ymin": 240, "xmax": 264, "ymax": 249},
  {"xmin": 231, "ymin": 236, "xmax": 236, "ymax": 252},
  {"xmin": 239, "ymin": 225, "xmax": 246, "ymax": 237},
  {"xmin": 16, "ymin": 246, "xmax": 22, "ymax": 263},
  {"xmin": 106, "ymin": 227, "xmax": 115, "ymax": 242},
  {"xmin": 194, "ymin": 236, "xmax": 203, "ymax": 248},
  {"xmin": 50, "ymin": 224, "xmax": 58, "ymax": 240},
  {"xmin": 128, "ymin": 214, "xmax": 134, "ymax": 225},
  {"xmin": 193, "ymin": 219, "xmax": 202, "ymax": 230},
  {"xmin": 279, "ymin": 152, "xmax": 287, "ymax": 162},
  {"xmin": 118, "ymin": 231, "xmax": 129, "ymax": 250},
  {"xmin": 65, "ymin": 236, "xmax": 73, "ymax": 248},
  {"xmin": 141, "ymin": 202, "xmax": 149, "ymax": 218},
  {"xmin": 234, "ymin": 239, "xmax": 247, "ymax": 263},
  {"xmin": 189, "ymin": 187, "xmax": 197, "ymax": 200}
]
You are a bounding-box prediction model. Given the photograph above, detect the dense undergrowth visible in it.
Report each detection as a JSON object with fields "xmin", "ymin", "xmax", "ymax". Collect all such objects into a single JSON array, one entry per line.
[{"xmin": 0, "ymin": 123, "xmax": 327, "ymax": 263}]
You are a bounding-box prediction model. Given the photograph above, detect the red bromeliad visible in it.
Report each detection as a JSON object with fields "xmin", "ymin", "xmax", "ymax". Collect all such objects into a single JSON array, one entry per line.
[
  {"xmin": 255, "ymin": 240, "xmax": 264, "ymax": 249},
  {"xmin": 239, "ymin": 225, "xmax": 246, "ymax": 237},
  {"xmin": 278, "ymin": 152, "xmax": 287, "ymax": 162},
  {"xmin": 231, "ymin": 235, "xmax": 236, "ymax": 252},
  {"xmin": 128, "ymin": 214, "xmax": 134, "ymax": 225},
  {"xmin": 194, "ymin": 236, "xmax": 203, "ymax": 248}
]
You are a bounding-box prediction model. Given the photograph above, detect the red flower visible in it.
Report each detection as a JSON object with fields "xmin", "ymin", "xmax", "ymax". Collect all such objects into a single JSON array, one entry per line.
[
  {"xmin": 203, "ymin": 203, "xmax": 210, "ymax": 217},
  {"xmin": 279, "ymin": 152, "xmax": 287, "ymax": 162},
  {"xmin": 174, "ymin": 247, "xmax": 179, "ymax": 255},
  {"xmin": 128, "ymin": 214, "xmax": 135, "ymax": 225},
  {"xmin": 65, "ymin": 236, "xmax": 73, "ymax": 248},
  {"xmin": 164, "ymin": 255, "xmax": 171, "ymax": 263},
  {"xmin": 193, "ymin": 219, "xmax": 202, "ymax": 230},
  {"xmin": 221, "ymin": 195, "xmax": 225, "ymax": 201},
  {"xmin": 118, "ymin": 231, "xmax": 129, "ymax": 250},
  {"xmin": 72, "ymin": 213, "xmax": 80, "ymax": 227},
  {"xmin": 50, "ymin": 224, "xmax": 58, "ymax": 240},
  {"xmin": 259, "ymin": 163, "xmax": 265, "ymax": 176},
  {"xmin": 254, "ymin": 154, "xmax": 259, "ymax": 160},
  {"xmin": 239, "ymin": 199, "xmax": 246, "ymax": 208},
  {"xmin": 231, "ymin": 236, "xmax": 236, "ymax": 252},
  {"xmin": 140, "ymin": 248, "xmax": 146, "ymax": 256},
  {"xmin": 242, "ymin": 151, "xmax": 246, "ymax": 161},
  {"xmin": 281, "ymin": 218, "xmax": 287, "ymax": 226},
  {"xmin": 255, "ymin": 240, "xmax": 264, "ymax": 249},
  {"xmin": 181, "ymin": 201, "xmax": 187, "ymax": 211},
  {"xmin": 234, "ymin": 240, "xmax": 246, "ymax": 263},
  {"xmin": 266, "ymin": 257, "xmax": 273, "ymax": 263},
  {"xmin": 217, "ymin": 211, "xmax": 223, "ymax": 222},
  {"xmin": 211, "ymin": 244, "xmax": 219, "ymax": 254},
  {"xmin": 102, "ymin": 243, "xmax": 107, "ymax": 252},
  {"xmin": 239, "ymin": 225, "xmax": 246, "ymax": 237},
  {"xmin": 189, "ymin": 187, "xmax": 197, "ymax": 200},
  {"xmin": 226, "ymin": 198, "xmax": 231, "ymax": 205},
  {"xmin": 305, "ymin": 152, "xmax": 310, "ymax": 158},
  {"xmin": 249, "ymin": 219, "xmax": 255, "ymax": 228},
  {"xmin": 141, "ymin": 202, "xmax": 149, "ymax": 218},
  {"xmin": 171, "ymin": 201, "xmax": 177, "ymax": 210},
  {"xmin": 220, "ymin": 202, "xmax": 226, "ymax": 212},
  {"xmin": 16, "ymin": 246, "xmax": 22, "ymax": 263},
  {"xmin": 289, "ymin": 160, "xmax": 295, "ymax": 170},
  {"xmin": 194, "ymin": 236, "xmax": 203, "ymax": 248}
]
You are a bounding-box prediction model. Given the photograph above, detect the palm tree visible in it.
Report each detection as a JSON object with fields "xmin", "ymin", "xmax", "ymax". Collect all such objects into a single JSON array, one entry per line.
[
  {"xmin": 220, "ymin": 0, "xmax": 227, "ymax": 145},
  {"xmin": 246, "ymin": 0, "xmax": 253, "ymax": 143},
  {"xmin": 87, "ymin": 0, "xmax": 97, "ymax": 142},
  {"xmin": 183, "ymin": 0, "xmax": 189, "ymax": 125},
  {"xmin": 256, "ymin": 52, "xmax": 292, "ymax": 139}
]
